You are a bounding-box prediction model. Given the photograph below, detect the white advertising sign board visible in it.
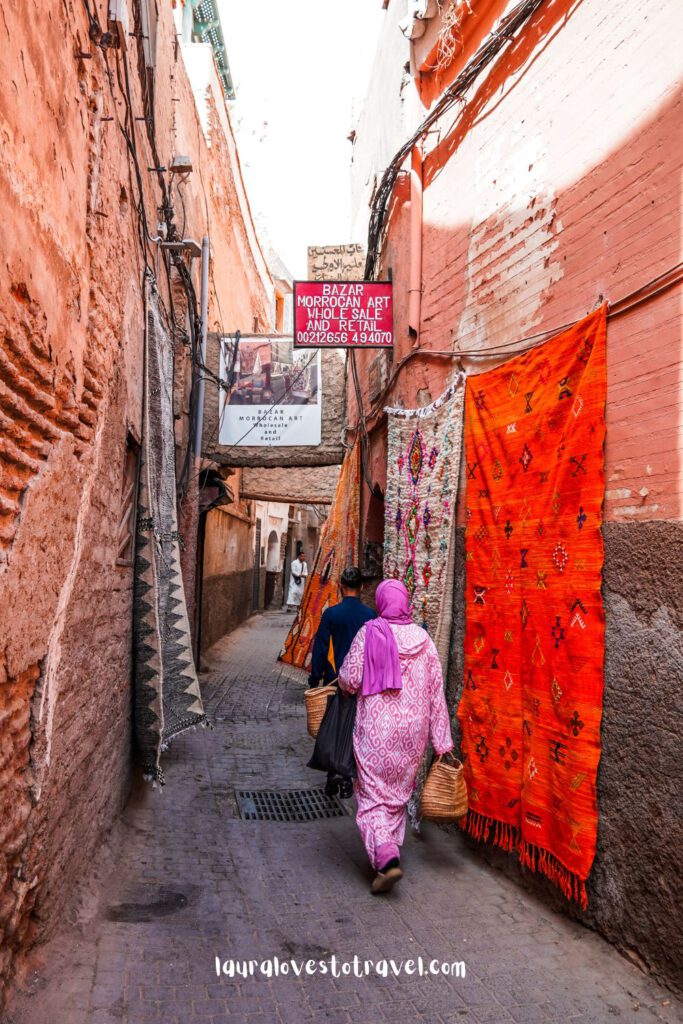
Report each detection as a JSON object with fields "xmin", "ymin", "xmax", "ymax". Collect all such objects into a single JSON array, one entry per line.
[{"xmin": 218, "ymin": 335, "xmax": 321, "ymax": 447}]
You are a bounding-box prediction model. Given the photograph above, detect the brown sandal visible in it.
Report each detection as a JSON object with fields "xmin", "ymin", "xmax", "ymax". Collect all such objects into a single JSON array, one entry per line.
[{"xmin": 370, "ymin": 866, "xmax": 403, "ymax": 894}]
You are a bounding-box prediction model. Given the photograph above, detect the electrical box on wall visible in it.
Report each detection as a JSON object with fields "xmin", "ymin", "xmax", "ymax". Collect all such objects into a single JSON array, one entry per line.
[{"xmin": 108, "ymin": 0, "xmax": 129, "ymax": 49}]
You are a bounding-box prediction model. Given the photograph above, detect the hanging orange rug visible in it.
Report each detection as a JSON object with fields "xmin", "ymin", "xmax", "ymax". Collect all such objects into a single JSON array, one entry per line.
[
  {"xmin": 457, "ymin": 307, "xmax": 607, "ymax": 907},
  {"xmin": 279, "ymin": 444, "xmax": 361, "ymax": 671}
]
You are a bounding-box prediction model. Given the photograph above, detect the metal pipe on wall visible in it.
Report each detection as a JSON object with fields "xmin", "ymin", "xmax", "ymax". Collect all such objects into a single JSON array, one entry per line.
[
  {"xmin": 194, "ymin": 235, "xmax": 210, "ymax": 457},
  {"xmin": 408, "ymin": 144, "xmax": 423, "ymax": 345}
]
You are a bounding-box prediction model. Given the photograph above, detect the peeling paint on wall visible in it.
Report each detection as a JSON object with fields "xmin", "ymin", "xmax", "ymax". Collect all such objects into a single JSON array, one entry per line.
[{"xmin": 457, "ymin": 133, "xmax": 563, "ymax": 348}]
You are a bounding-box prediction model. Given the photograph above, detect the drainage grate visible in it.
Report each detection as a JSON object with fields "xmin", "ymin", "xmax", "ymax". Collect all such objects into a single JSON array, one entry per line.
[{"xmin": 235, "ymin": 788, "xmax": 348, "ymax": 822}]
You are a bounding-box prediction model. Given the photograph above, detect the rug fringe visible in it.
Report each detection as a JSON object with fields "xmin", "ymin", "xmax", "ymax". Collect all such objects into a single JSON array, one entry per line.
[
  {"xmin": 462, "ymin": 809, "xmax": 492, "ymax": 843},
  {"xmin": 462, "ymin": 813, "xmax": 588, "ymax": 907},
  {"xmin": 493, "ymin": 818, "xmax": 519, "ymax": 852},
  {"xmin": 141, "ymin": 765, "xmax": 165, "ymax": 786},
  {"xmin": 519, "ymin": 840, "xmax": 588, "ymax": 909},
  {"xmin": 461, "ymin": 810, "xmax": 520, "ymax": 852},
  {"xmin": 162, "ymin": 713, "xmax": 209, "ymax": 750},
  {"xmin": 142, "ymin": 716, "xmax": 210, "ymax": 787}
]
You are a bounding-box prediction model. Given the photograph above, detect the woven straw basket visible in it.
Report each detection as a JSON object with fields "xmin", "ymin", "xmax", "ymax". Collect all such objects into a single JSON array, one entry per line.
[
  {"xmin": 420, "ymin": 753, "xmax": 468, "ymax": 823},
  {"xmin": 304, "ymin": 684, "xmax": 337, "ymax": 738}
]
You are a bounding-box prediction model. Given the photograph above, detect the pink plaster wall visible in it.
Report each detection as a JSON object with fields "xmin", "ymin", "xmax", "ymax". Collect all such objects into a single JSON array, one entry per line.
[{"xmin": 350, "ymin": 0, "xmax": 682, "ymax": 526}]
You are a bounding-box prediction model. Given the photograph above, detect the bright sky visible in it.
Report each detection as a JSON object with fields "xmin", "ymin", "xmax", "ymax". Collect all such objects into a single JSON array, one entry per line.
[{"xmin": 218, "ymin": 1, "xmax": 385, "ymax": 279}]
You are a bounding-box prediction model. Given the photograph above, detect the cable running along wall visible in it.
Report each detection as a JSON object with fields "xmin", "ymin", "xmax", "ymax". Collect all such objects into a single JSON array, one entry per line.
[{"xmin": 364, "ymin": 0, "xmax": 547, "ymax": 280}]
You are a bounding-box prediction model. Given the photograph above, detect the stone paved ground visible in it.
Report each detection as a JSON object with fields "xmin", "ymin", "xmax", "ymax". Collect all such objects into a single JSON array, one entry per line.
[{"xmin": 5, "ymin": 612, "xmax": 681, "ymax": 1024}]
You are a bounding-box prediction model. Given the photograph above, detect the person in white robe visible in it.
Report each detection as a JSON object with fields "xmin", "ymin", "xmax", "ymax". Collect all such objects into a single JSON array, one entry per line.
[{"xmin": 286, "ymin": 554, "xmax": 308, "ymax": 610}]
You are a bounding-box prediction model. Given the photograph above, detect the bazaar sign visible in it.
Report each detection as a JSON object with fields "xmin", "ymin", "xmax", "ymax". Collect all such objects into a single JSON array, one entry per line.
[{"xmin": 293, "ymin": 281, "xmax": 393, "ymax": 349}]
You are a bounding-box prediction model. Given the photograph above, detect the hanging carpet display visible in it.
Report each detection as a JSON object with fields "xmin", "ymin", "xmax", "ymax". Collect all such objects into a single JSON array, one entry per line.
[
  {"xmin": 133, "ymin": 276, "xmax": 207, "ymax": 784},
  {"xmin": 383, "ymin": 377, "xmax": 466, "ymax": 833},
  {"xmin": 383, "ymin": 376, "xmax": 466, "ymax": 670},
  {"xmin": 279, "ymin": 444, "xmax": 361, "ymax": 671},
  {"xmin": 457, "ymin": 307, "xmax": 607, "ymax": 907}
]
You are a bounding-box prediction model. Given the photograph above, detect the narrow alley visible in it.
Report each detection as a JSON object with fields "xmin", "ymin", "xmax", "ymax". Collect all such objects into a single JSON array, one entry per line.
[
  {"xmin": 6, "ymin": 613, "xmax": 677, "ymax": 1024},
  {"xmin": 1, "ymin": 2, "xmax": 682, "ymax": 1016}
]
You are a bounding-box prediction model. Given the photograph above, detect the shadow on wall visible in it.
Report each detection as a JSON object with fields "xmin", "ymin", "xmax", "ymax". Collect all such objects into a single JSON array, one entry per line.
[
  {"xmin": 422, "ymin": 0, "xmax": 591, "ymax": 189},
  {"xmin": 356, "ymin": 84, "xmax": 682, "ymax": 524}
]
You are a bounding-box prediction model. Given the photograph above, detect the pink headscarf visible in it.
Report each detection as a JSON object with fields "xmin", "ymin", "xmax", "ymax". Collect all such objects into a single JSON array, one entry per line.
[{"xmin": 361, "ymin": 580, "xmax": 413, "ymax": 697}]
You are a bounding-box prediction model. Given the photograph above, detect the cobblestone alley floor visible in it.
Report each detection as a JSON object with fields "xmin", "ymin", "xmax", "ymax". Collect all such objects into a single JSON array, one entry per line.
[{"xmin": 5, "ymin": 612, "xmax": 681, "ymax": 1024}]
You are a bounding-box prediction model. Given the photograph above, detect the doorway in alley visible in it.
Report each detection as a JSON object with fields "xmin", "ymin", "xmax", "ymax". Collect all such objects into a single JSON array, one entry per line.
[
  {"xmin": 265, "ymin": 529, "xmax": 280, "ymax": 608},
  {"xmin": 252, "ymin": 518, "xmax": 262, "ymax": 611}
]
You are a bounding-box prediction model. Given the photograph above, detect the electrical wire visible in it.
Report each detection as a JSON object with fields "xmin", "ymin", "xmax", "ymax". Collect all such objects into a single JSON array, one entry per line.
[
  {"xmin": 189, "ymin": 114, "xmax": 242, "ymax": 495},
  {"xmin": 352, "ymin": 0, "xmax": 546, "ymax": 458},
  {"xmin": 82, "ymin": 0, "xmax": 101, "ymax": 39},
  {"xmin": 175, "ymin": 177, "xmax": 188, "ymax": 242},
  {"xmin": 174, "ymin": 259, "xmax": 202, "ymax": 496},
  {"xmin": 353, "ymin": 0, "xmax": 683, "ymax": 458},
  {"xmin": 364, "ymin": 0, "xmax": 547, "ymax": 279},
  {"xmin": 116, "ymin": 12, "xmax": 204, "ymax": 491},
  {"xmin": 198, "ymin": 350, "xmax": 232, "ymax": 465},
  {"xmin": 101, "ymin": 49, "xmax": 151, "ymax": 265},
  {"xmin": 192, "ymin": 333, "xmax": 241, "ymax": 464},
  {"xmin": 199, "ymin": 333, "xmax": 244, "ymax": 463},
  {"xmin": 86, "ymin": 1, "xmax": 204, "ymax": 505},
  {"xmin": 193, "ymin": 120, "xmax": 232, "ymax": 354},
  {"xmin": 192, "ymin": 345, "xmax": 318, "ymax": 498},
  {"xmin": 348, "ymin": 262, "xmax": 683, "ymax": 439}
]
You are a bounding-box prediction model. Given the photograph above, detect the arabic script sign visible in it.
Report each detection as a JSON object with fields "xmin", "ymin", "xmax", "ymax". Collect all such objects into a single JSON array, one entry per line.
[
  {"xmin": 293, "ymin": 281, "xmax": 393, "ymax": 349},
  {"xmin": 307, "ymin": 243, "xmax": 366, "ymax": 281}
]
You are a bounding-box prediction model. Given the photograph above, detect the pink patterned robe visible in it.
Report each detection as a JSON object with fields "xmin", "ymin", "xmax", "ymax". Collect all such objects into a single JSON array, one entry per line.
[{"xmin": 338, "ymin": 622, "xmax": 454, "ymax": 869}]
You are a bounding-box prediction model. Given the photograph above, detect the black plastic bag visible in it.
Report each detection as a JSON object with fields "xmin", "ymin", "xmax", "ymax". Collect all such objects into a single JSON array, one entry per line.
[{"xmin": 307, "ymin": 690, "xmax": 357, "ymax": 779}]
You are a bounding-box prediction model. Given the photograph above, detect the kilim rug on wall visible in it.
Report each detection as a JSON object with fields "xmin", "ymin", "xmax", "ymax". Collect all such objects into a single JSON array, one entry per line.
[
  {"xmin": 457, "ymin": 307, "xmax": 607, "ymax": 907},
  {"xmin": 383, "ymin": 376, "xmax": 466, "ymax": 670},
  {"xmin": 133, "ymin": 276, "xmax": 206, "ymax": 784},
  {"xmin": 279, "ymin": 444, "xmax": 360, "ymax": 672}
]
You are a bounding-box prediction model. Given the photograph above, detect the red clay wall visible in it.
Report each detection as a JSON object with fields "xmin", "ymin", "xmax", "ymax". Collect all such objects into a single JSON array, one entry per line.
[
  {"xmin": 201, "ymin": 506, "xmax": 255, "ymax": 652},
  {"xmin": 349, "ymin": 0, "xmax": 682, "ymax": 989},
  {"xmin": 0, "ymin": 2, "xmax": 271, "ymax": 1006}
]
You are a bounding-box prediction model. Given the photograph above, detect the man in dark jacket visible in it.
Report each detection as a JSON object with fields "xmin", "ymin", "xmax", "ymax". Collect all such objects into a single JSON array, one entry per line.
[{"xmin": 308, "ymin": 566, "xmax": 375, "ymax": 798}]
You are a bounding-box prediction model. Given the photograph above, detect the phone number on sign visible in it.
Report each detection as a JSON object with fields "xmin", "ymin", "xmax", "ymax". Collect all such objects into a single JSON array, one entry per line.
[{"xmin": 297, "ymin": 331, "xmax": 393, "ymax": 346}]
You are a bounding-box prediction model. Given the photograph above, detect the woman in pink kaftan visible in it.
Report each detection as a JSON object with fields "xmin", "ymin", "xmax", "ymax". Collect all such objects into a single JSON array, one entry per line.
[{"xmin": 338, "ymin": 579, "xmax": 454, "ymax": 893}]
